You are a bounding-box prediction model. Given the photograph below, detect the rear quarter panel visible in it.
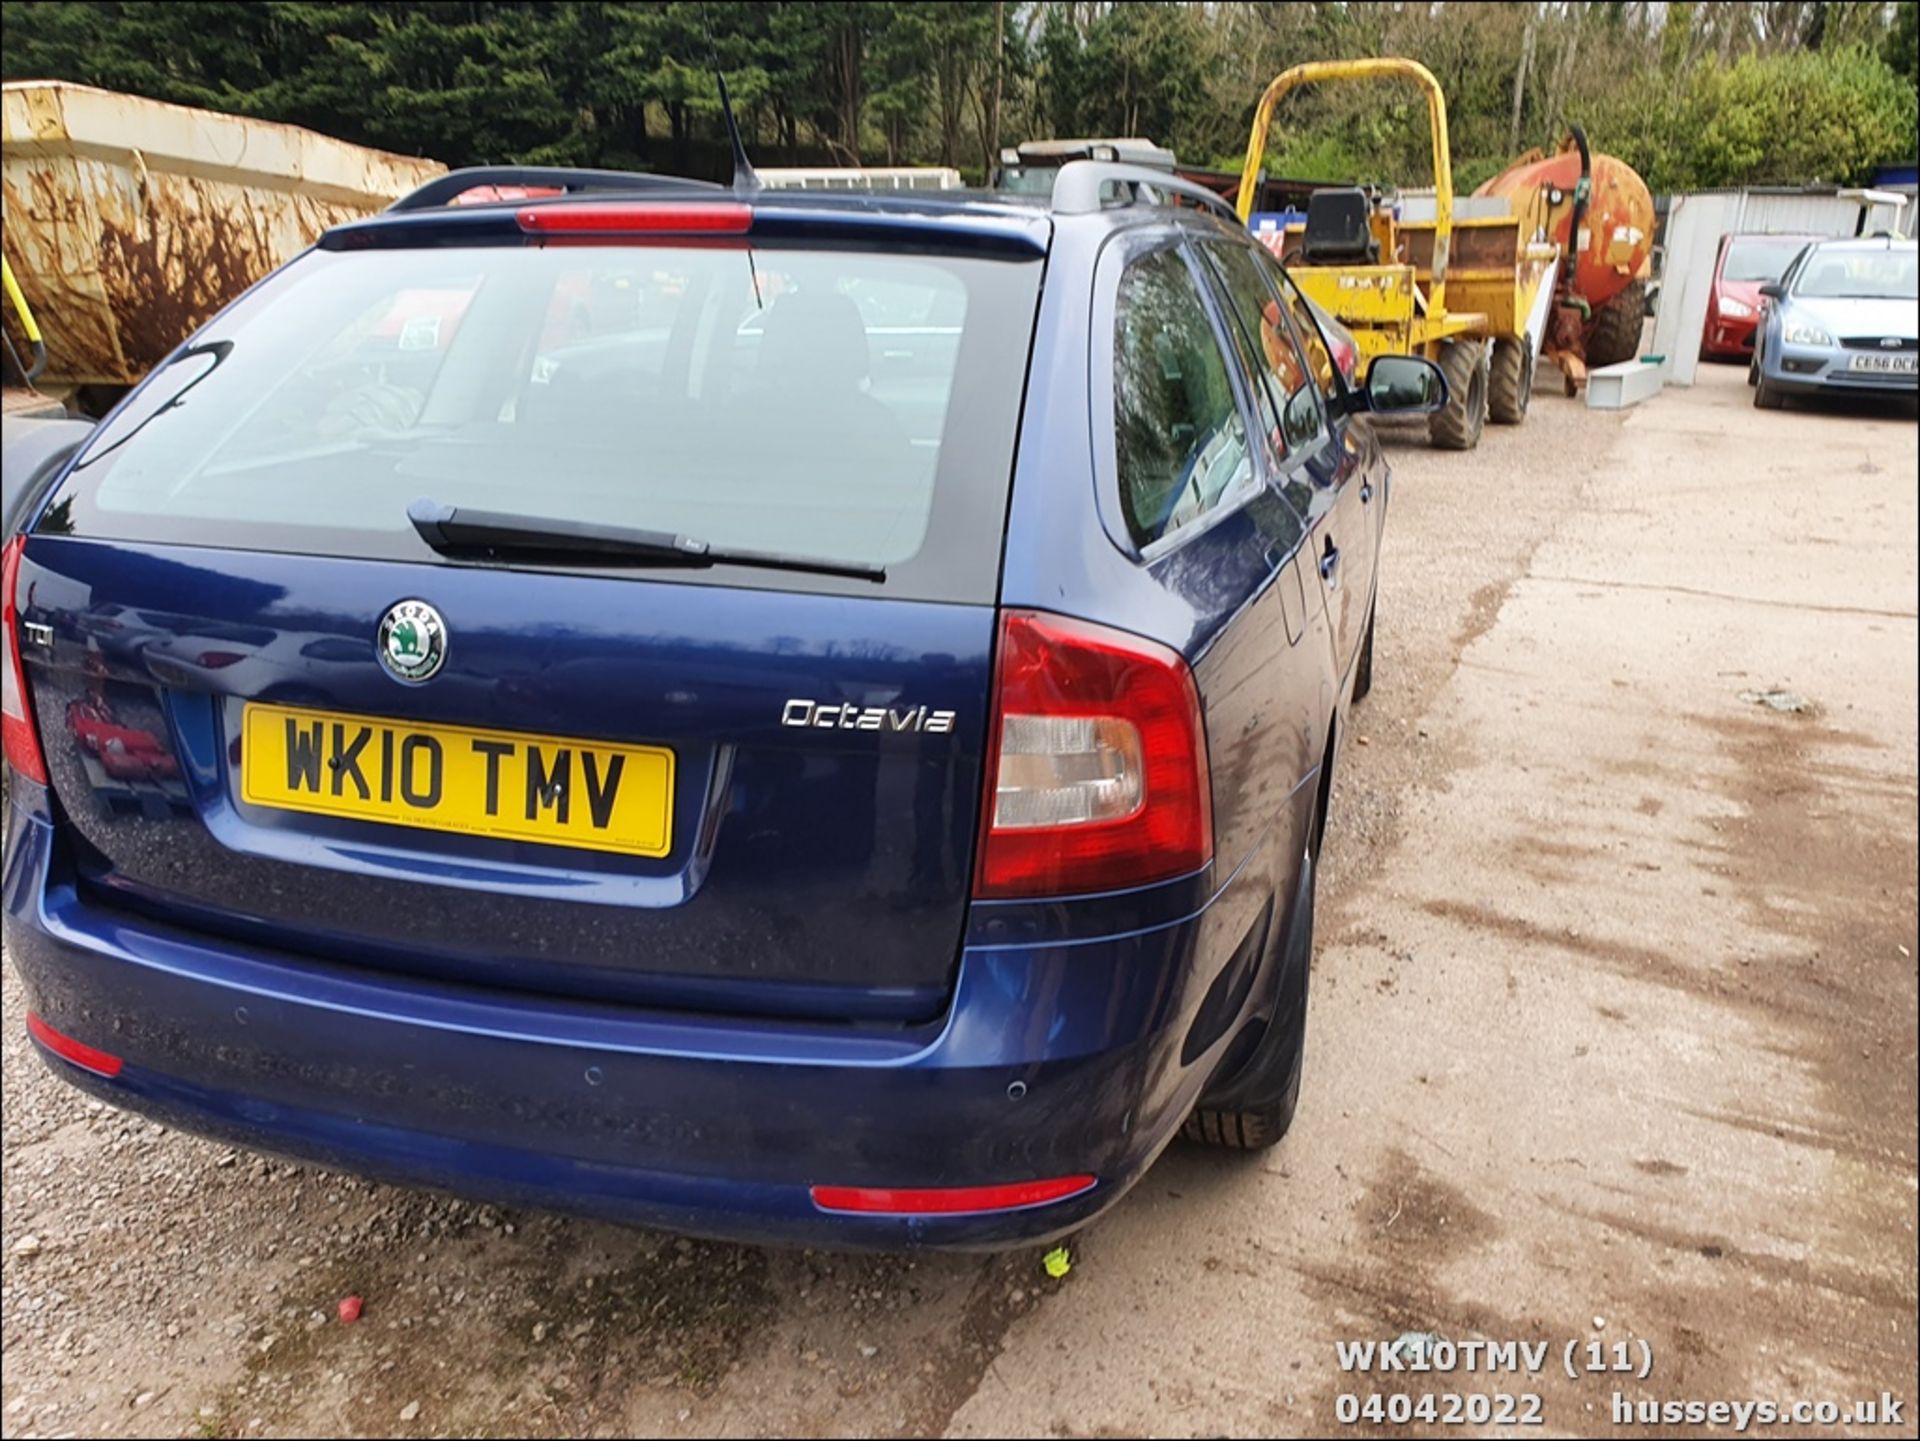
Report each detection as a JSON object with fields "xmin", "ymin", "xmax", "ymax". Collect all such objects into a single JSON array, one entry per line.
[{"xmin": 998, "ymin": 216, "xmax": 1333, "ymax": 1044}]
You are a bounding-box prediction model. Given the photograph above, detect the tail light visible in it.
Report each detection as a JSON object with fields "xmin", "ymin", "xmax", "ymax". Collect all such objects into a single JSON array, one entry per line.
[
  {"xmin": 974, "ymin": 610, "xmax": 1212, "ymax": 900},
  {"xmin": 2, "ymin": 534, "xmax": 48, "ymax": 784}
]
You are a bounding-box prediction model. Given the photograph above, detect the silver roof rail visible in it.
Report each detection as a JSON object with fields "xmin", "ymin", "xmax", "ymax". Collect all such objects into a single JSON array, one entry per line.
[{"xmin": 1049, "ymin": 160, "xmax": 1241, "ymax": 225}]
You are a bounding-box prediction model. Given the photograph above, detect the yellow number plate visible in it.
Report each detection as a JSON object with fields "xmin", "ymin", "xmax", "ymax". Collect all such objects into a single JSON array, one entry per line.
[{"xmin": 240, "ymin": 703, "xmax": 673, "ymax": 857}]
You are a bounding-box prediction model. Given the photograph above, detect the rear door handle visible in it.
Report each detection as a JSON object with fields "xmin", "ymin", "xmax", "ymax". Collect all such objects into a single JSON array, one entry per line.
[
  {"xmin": 1319, "ymin": 539, "xmax": 1341, "ymax": 586},
  {"xmin": 1360, "ymin": 480, "xmax": 1374, "ymax": 503}
]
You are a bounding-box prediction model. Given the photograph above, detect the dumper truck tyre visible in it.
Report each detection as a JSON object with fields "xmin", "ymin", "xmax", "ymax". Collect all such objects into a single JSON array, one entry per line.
[
  {"xmin": 1585, "ymin": 280, "xmax": 1646, "ymax": 369},
  {"xmin": 1488, "ymin": 336, "xmax": 1532, "ymax": 424},
  {"xmin": 1429, "ymin": 339, "xmax": 1488, "ymax": 450}
]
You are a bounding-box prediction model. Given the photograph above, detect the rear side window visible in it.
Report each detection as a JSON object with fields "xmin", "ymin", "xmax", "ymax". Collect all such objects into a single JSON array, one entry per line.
[
  {"xmin": 1112, "ymin": 248, "xmax": 1253, "ymax": 549},
  {"xmin": 45, "ymin": 242, "xmax": 1042, "ymax": 602}
]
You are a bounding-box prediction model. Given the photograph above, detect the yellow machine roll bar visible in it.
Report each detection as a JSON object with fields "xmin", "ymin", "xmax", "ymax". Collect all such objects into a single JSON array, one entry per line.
[{"xmin": 1235, "ymin": 57, "xmax": 1455, "ymax": 313}]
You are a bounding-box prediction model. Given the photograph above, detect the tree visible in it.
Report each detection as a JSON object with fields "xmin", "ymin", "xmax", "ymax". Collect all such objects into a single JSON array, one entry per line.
[
  {"xmin": 2, "ymin": 0, "xmax": 1913, "ymax": 190},
  {"xmin": 1510, "ymin": 5, "xmax": 1539, "ymax": 155},
  {"xmin": 1889, "ymin": 0, "xmax": 1920, "ymax": 90}
]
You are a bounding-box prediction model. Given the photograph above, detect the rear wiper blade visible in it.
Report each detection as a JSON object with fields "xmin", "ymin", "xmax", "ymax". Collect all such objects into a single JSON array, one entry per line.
[{"xmin": 406, "ymin": 499, "xmax": 885, "ymax": 583}]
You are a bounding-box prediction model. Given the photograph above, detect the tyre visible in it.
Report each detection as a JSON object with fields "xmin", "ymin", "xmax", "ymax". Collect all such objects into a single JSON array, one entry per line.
[
  {"xmin": 1184, "ymin": 850, "xmax": 1316, "ymax": 1152},
  {"xmin": 1747, "ymin": 356, "xmax": 1758, "ymax": 387},
  {"xmin": 1428, "ymin": 339, "xmax": 1488, "ymax": 450},
  {"xmin": 1488, "ymin": 336, "xmax": 1531, "ymax": 424},
  {"xmin": 1352, "ymin": 601, "xmax": 1375, "ymax": 702},
  {"xmin": 1753, "ymin": 372, "xmax": 1784, "ymax": 410},
  {"xmin": 1183, "ymin": 1054, "xmax": 1301, "ymax": 1150},
  {"xmin": 1585, "ymin": 280, "xmax": 1645, "ymax": 369}
]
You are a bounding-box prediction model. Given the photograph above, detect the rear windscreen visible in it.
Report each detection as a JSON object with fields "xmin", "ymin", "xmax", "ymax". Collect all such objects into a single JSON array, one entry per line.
[{"xmin": 44, "ymin": 241, "xmax": 1044, "ymax": 601}]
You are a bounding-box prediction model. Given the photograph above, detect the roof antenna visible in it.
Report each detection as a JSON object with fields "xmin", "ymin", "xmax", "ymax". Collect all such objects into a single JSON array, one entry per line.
[
  {"xmin": 716, "ymin": 70, "xmax": 762, "ymax": 196},
  {"xmin": 700, "ymin": 14, "xmax": 764, "ymax": 306},
  {"xmin": 702, "ymin": 23, "xmax": 766, "ymax": 310},
  {"xmin": 700, "ymin": 6, "xmax": 759, "ymax": 195}
]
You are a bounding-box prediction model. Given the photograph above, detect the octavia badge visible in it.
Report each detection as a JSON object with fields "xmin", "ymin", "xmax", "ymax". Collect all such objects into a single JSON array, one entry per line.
[{"xmin": 377, "ymin": 600, "xmax": 447, "ymax": 684}]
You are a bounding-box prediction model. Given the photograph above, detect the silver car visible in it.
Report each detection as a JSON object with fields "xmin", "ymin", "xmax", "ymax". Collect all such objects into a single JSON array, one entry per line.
[{"xmin": 1753, "ymin": 237, "xmax": 1918, "ymax": 409}]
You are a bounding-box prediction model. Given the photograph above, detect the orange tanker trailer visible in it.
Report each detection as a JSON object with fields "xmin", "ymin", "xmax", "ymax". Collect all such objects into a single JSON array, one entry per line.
[{"xmin": 1475, "ymin": 127, "xmax": 1656, "ymax": 389}]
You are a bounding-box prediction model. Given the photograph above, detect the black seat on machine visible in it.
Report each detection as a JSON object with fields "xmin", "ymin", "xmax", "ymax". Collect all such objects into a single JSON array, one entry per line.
[{"xmin": 1302, "ymin": 188, "xmax": 1377, "ymax": 265}]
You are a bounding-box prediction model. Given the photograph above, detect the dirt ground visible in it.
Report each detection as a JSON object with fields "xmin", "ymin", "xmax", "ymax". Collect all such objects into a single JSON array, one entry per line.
[{"xmin": 3, "ymin": 364, "xmax": 1915, "ymax": 1439}]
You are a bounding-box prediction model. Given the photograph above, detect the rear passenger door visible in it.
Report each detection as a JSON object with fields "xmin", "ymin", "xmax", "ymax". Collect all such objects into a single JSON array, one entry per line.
[
  {"xmin": 1102, "ymin": 235, "xmax": 1320, "ymax": 891},
  {"xmin": 1198, "ymin": 238, "xmax": 1370, "ymax": 680}
]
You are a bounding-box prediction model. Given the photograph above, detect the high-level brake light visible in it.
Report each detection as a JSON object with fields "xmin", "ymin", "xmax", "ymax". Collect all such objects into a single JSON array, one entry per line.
[{"xmin": 515, "ymin": 201, "xmax": 753, "ymax": 239}]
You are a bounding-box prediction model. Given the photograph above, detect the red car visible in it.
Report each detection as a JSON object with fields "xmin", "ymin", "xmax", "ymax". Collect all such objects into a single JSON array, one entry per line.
[
  {"xmin": 65, "ymin": 698, "xmax": 179, "ymax": 783},
  {"xmin": 1701, "ymin": 233, "xmax": 1817, "ymax": 360}
]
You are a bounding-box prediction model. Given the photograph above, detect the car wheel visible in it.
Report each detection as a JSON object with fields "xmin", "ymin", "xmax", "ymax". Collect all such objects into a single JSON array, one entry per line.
[
  {"xmin": 1185, "ymin": 1037, "xmax": 1302, "ymax": 1151},
  {"xmin": 1428, "ymin": 339, "xmax": 1488, "ymax": 450},
  {"xmin": 1352, "ymin": 601, "xmax": 1376, "ymax": 703},
  {"xmin": 1747, "ymin": 354, "xmax": 1759, "ymax": 387},
  {"xmin": 1488, "ymin": 336, "xmax": 1531, "ymax": 425},
  {"xmin": 1184, "ymin": 846, "xmax": 1316, "ymax": 1152},
  {"xmin": 1754, "ymin": 372, "xmax": 1785, "ymax": 410}
]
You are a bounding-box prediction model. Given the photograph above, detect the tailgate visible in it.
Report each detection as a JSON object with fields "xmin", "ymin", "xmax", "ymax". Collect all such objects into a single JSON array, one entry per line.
[
  {"xmin": 21, "ymin": 538, "xmax": 993, "ymax": 1019},
  {"xmin": 12, "ymin": 203, "xmax": 1044, "ymax": 1021}
]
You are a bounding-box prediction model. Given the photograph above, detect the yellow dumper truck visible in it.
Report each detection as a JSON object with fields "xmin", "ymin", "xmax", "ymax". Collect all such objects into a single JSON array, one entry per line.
[{"xmin": 1235, "ymin": 58, "xmax": 1560, "ymax": 450}]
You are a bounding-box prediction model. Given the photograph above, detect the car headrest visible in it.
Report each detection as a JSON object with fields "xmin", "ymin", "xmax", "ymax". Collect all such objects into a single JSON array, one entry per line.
[{"xmin": 757, "ymin": 290, "xmax": 871, "ymax": 391}]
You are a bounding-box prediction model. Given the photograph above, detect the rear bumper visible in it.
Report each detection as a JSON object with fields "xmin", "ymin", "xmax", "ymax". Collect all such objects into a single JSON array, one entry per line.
[{"xmin": 4, "ymin": 798, "xmax": 1279, "ymax": 1249}]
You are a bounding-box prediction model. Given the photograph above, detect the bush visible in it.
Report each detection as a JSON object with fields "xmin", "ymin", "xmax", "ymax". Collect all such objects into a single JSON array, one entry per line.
[{"xmin": 1592, "ymin": 45, "xmax": 1917, "ymax": 192}]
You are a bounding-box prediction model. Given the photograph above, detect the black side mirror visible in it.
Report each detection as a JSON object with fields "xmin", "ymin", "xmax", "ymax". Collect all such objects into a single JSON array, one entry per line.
[
  {"xmin": 1359, "ymin": 354, "xmax": 1448, "ymax": 416},
  {"xmin": 1758, "ymin": 283, "xmax": 1786, "ymax": 301}
]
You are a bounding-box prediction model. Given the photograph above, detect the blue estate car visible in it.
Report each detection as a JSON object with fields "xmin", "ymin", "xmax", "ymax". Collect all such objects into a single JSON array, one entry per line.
[
  {"xmin": 1752, "ymin": 236, "xmax": 1918, "ymax": 409},
  {"xmin": 2, "ymin": 162, "xmax": 1442, "ymax": 1248}
]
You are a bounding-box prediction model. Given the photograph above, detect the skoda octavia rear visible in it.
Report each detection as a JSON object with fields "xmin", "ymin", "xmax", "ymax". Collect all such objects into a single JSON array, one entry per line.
[{"xmin": 5, "ymin": 171, "xmax": 1396, "ymax": 1246}]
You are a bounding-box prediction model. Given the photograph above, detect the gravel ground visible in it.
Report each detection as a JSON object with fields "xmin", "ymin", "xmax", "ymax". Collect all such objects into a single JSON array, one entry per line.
[{"xmin": 4, "ymin": 366, "xmax": 1914, "ymax": 1438}]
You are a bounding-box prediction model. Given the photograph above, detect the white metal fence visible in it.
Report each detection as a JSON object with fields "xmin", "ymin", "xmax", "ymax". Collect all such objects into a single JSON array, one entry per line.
[{"xmin": 756, "ymin": 167, "xmax": 964, "ymax": 192}]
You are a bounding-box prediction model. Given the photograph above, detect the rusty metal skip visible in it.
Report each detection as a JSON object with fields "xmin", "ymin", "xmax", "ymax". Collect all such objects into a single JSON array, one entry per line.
[{"xmin": 1, "ymin": 80, "xmax": 445, "ymax": 404}]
